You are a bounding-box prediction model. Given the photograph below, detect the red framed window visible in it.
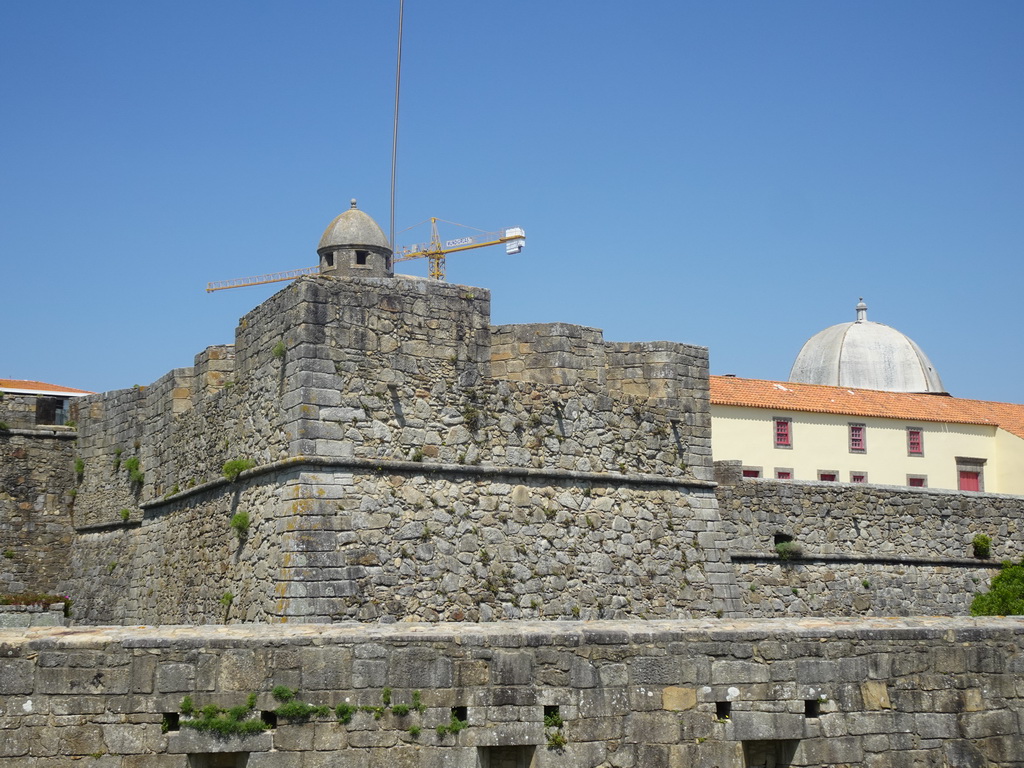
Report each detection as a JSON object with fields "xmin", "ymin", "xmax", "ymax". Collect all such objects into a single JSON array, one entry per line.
[
  {"xmin": 907, "ymin": 429, "xmax": 923, "ymax": 456},
  {"xmin": 849, "ymin": 424, "xmax": 865, "ymax": 453},
  {"xmin": 775, "ymin": 419, "xmax": 791, "ymax": 447},
  {"xmin": 742, "ymin": 469, "xmax": 761, "ymax": 478},
  {"xmin": 819, "ymin": 472, "xmax": 837, "ymax": 482},
  {"xmin": 775, "ymin": 470, "xmax": 792, "ymax": 480},
  {"xmin": 908, "ymin": 476, "xmax": 926, "ymax": 488},
  {"xmin": 959, "ymin": 471, "xmax": 980, "ymax": 492},
  {"xmin": 851, "ymin": 473, "xmax": 867, "ymax": 483}
]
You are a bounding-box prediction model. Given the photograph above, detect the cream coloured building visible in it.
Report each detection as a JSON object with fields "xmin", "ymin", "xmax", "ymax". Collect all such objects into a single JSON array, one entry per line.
[{"xmin": 711, "ymin": 301, "xmax": 1024, "ymax": 494}]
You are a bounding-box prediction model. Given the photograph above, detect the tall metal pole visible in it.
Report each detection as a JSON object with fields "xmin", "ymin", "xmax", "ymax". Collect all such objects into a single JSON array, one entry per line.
[{"xmin": 390, "ymin": 0, "xmax": 405, "ymax": 250}]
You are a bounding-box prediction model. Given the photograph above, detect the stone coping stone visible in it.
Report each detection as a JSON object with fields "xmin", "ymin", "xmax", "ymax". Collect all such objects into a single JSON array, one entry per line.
[{"xmin": 1, "ymin": 617, "xmax": 1023, "ymax": 654}]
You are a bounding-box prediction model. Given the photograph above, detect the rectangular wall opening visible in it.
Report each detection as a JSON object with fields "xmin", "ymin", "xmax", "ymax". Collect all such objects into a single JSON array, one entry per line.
[
  {"xmin": 188, "ymin": 755, "xmax": 249, "ymax": 768},
  {"xmin": 478, "ymin": 745, "xmax": 536, "ymax": 768},
  {"xmin": 742, "ymin": 740, "xmax": 798, "ymax": 768}
]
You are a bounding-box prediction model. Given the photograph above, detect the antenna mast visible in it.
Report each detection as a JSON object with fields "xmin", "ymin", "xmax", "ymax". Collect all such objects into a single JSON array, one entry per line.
[{"xmin": 390, "ymin": 0, "xmax": 405, "ymax": 250}]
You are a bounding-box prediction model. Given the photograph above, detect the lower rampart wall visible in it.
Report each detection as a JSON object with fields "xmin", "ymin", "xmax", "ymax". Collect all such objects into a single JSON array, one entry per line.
[
  {"xmin": 714, "ymin": 468, "xmax": 1024, "ymax": 617},
  {"xmin": 1, "ymin": 618, "xmax": 1022, "ymax": 767}
]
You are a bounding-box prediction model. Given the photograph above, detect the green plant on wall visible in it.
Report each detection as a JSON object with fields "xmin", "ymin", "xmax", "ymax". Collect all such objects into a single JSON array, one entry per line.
[
  {"xmin": 179, "ymin": 693, "xmax": 270, "ymax": 736},
  {"xmin": 435, "ymin": 711, "xmax": 468, "ymax": 737},
  {"xmin": 544, "ymin": 707, "xmax": 567, "ymax": 750},
  {"xmin": 271, "ymin": 686, "xmax": 331, "ymax": 720},
  {"xmin": 120, "ymin": 509, "xmax": 131, "ymax": 522},
  {"xmin": 74, "ymin": 458, "xmax": 85, "ymax": 481},
  {"xmin": 972, "ymin": 534, "xmax": 992, "ymax": 560},
  {"xmin": 461, "ymin": 405, "xmax": 481, "ymax": 431},
  {"xmin": 971, "ymin": 559, "xmax": 1024, "ymax": 616},
  {"xmin": 775, "ymin": 541, "xmax": 803, "ymax": 561},
  {"xmin": 230, "ymin": 511, "xmax": 250, "ymax": 540},
  {"xmin": 222, "ymin": 459, "xmax": 255, "ymax": 482},
  {"xmin": 272, "ymin": 340, "xmax": 286, "ymax": 359},
  {"xmin": 124, "ymin": 456, "xmax": 143, "ymax": 485}
]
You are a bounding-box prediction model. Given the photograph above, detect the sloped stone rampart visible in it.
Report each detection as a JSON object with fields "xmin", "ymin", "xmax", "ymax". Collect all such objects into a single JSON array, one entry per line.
[
  {"xmin": 0, "ymin": 618, "xmax": 1022, "ymax": 767},
  {"xmin": 61, "ymin": 460, "xmax": 741, "ymax": 625}
]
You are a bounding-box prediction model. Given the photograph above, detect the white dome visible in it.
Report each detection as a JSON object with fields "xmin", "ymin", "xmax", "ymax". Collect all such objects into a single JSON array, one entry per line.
[{"xmin": 789, "ymin": 300, "xmax": 946, "ymax": 394}]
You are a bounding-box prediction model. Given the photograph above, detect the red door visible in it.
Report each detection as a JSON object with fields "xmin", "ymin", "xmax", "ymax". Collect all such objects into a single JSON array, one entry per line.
[{"xmin": 959, "ymin": 471, "xmax": 980, "ymax": 491}]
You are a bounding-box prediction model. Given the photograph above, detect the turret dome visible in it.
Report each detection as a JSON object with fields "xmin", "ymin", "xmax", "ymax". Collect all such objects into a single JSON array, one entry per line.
[
  {"xmin": 788, "ymin": 299, "xmax": 946, "ymax": 394},
  {"xmin": 316, "ymin": 199, "xmax": 393, "ymax": 278},
  {"xmin": 318, "ymin": 199, "xmax": 391, "ymax": 253}
]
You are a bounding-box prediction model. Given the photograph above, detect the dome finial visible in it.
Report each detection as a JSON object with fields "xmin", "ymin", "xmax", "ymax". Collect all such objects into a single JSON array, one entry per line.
[
  {"xmin": 350, "ymin": 198, "xmax": 358, "ymax": 209},
  {"xmin": 855, "ymin": 297, "xmax": 868, "ymax": 323}
]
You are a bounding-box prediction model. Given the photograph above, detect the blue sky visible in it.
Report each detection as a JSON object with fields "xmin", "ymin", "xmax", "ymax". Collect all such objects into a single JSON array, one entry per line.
[{"xmin": 2, "ymin": 1, "xmax": 1021, "ymax": 403}]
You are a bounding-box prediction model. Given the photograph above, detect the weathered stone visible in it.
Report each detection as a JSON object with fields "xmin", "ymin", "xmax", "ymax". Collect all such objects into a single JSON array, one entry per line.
[{"xmin": 861, "ymin": 680, "xmax": 893, "ymax": 710}]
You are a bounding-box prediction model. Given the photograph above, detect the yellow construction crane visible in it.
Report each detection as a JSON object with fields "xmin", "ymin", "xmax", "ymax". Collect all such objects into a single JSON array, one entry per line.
[
  {"xmin": 205, "ymin": 219, "xmax": 525, "ymax": 292},
  {"xmin": 393, "ymin": 218, "xmax": 525, "ymax": 281}
]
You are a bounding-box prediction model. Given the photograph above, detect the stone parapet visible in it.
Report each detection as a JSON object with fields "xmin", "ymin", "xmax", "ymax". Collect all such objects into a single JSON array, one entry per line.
[
  {"xmin": 491, "ymin": 323, "xmax": 607, "ymax": 387},
  {"xmin": 0, "ymin": 617, "xmax": 1021, "ymax": 767},
  {"xmin": 0, "ymin": 602, "xmax": 66, "ymax": 627}
]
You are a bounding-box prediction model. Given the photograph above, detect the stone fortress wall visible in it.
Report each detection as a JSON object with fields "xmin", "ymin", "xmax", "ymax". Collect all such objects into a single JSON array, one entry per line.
[
  {"xmin": 0, "ymin": 422, "xmax": 75, "ymax": 600},
  {"xmin": 5, "ymin": 267, "xmax": 1024, "ymax": 765},
  {"xmin": 1, "ymin": 618, "xmax": 1023, "ymax": 767},
  {"xmin": 3, "ymin": 272, "xmax": 1020, "ymax": 624},
  {"xmin": 61, "ymin": 275, "xmax": 742, "ymax": 625},
  {"xmin": 714, "ymin": 462, "xmax": 1022, "ymax": 618}
]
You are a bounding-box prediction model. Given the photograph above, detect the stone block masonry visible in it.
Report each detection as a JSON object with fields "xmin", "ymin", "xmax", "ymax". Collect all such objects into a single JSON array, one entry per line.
[
  {"xmin": 60, "ymin": 275, "xmax": 738, "ymax": 624},
  {"xmin": 63, "ymin": 461, "xmax": 740, "ymax": 625},
  {"xmin": 0, "ymin": 617, "xmax": 1022, "ymax": 766},
  {"xmin": 715, "ymin": 465, "xmax": 1024, "ymax": 617},
  {"xmin": 0, "ymin": 428, "xmax": 76, "ymax": 596}
]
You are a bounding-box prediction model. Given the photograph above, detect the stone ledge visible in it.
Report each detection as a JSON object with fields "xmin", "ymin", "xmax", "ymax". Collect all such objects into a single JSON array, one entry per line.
[
  {"xmin": 3, "ymin": 617, "xmax": 1023, "ymax": 652},
  {"xmin": 0, "ymin": 426, "xmax": 78, "ymax": 439},
  {"xmin": 134, "ymin": 455, "xmax": 716, "ymax": 514},
  {"xmin": 731, "ymin": 552, "xmax": 1003, "ymax": 568}
]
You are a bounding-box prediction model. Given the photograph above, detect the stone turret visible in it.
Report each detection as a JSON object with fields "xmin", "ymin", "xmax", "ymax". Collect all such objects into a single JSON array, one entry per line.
[{"xmin": 316, "ymin": 199, "xmax": 393, "ymax": 278}]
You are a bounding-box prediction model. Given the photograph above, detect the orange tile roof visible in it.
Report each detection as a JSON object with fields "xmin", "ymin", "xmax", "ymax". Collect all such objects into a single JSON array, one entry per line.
[
  {"xmin": 0, "ymin": 379, "xmax": 93, "ymax": 396},
  {"xmin": 710, "ymin": 376, "xmax": 1024, "ymax": 440}
]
